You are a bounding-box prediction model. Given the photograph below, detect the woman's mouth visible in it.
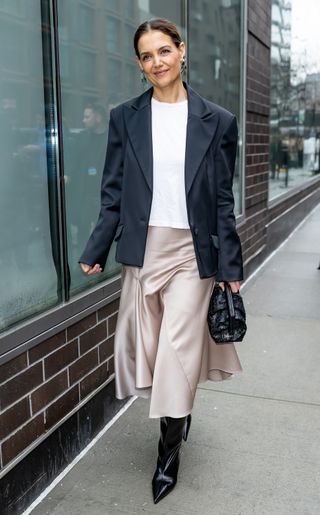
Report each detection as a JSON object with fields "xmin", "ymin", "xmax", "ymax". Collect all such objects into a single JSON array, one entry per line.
[{"xmin": 154, "ymin": 69, "xmax": 169, "ymax": 78}]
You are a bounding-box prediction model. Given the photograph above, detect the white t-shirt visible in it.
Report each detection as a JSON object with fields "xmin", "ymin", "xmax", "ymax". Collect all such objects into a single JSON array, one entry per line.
[{"xmin": 149, "ymin": 97, "xmax": 189, "ymax": 229}]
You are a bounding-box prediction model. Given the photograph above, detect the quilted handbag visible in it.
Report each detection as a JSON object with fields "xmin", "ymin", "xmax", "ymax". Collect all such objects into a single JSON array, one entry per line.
[{"xmin": 207, "ymin": 282, "xmax": 247, "ymax": 343}]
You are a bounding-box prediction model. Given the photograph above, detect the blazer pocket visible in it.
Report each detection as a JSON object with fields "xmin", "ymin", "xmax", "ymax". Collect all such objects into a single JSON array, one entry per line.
[
  {"xmin": 210, "ymin": 234, "xmax": 220, "ymax": 250},
  {"xmin": 114, "ymin": 223, "xmax": 124, "ymax": 241}
]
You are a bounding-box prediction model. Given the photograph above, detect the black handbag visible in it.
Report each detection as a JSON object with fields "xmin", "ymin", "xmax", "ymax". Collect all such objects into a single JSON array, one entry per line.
[{"xmin": 207, "ymin": 282, "xmax": 247, "ymax": 344}]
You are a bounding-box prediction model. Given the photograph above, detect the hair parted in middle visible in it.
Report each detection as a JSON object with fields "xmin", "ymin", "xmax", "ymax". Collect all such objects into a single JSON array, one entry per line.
[{"xmin": 133, "ymin": 18, "xmax": 183, "ymax": 58}]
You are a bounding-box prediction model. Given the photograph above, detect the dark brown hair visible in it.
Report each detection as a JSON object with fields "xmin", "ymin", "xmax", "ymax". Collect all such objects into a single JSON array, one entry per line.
[{"xmin": 133, "ymin": 18, "xmax": 182, "ymax": 58}]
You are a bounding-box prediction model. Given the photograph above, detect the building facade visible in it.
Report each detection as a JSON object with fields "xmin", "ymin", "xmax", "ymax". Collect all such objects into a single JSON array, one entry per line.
[{"xmin": 1, "ymin": 0, "xmax": 320, "ymax": 512}]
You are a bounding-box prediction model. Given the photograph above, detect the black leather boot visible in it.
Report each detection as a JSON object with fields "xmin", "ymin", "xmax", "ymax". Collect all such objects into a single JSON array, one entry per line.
[
  {"xmin": 156, "ymin": 414, "xmax": 191, "ymax": 467},
  {"xmin": 156, "ymin": 417, "xmax": 168, "ymax": 468},
  {"xmin": 152, "ymin": 414, "xmax": 192, "ymax": 504},
  {"xmin": 183, "ymin": 413, "xmax": 192, "ymax": 442}
]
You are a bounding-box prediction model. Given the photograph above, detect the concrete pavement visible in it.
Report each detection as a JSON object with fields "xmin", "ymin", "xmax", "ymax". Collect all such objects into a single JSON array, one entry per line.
[{"xmin": 28, "ymin": 204, "xmax": 320, "ymax": 515}]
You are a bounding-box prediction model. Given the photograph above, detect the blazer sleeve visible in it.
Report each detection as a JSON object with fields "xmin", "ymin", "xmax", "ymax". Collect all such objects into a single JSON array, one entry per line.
[
  {"xmin": 79, "ymin": 106, "xmax": 123, "ymax": 270},
  {"xmin": 214, "ymin": 115, "xmax": 243, "ymax": 282}
]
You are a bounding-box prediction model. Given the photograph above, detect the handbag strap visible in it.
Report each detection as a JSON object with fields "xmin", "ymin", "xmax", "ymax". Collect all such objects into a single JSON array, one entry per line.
[{"xmin": 225, "ymin": 282, "xmax": 235, "ymax": 333}]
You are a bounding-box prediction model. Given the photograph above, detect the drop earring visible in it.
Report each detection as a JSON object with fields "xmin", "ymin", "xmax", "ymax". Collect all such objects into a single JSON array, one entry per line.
[{"xmin": 180, "ymin": 56, "xmax": 187, "ymax": 74}]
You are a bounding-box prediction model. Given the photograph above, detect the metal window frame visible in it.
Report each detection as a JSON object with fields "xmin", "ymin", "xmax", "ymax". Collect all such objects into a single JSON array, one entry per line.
[
  {"xmin": 0, "ymin": 276, "xmax": 121, "ymax": 365},
  {"xmin": 49, "ymin": 0, "xmax": 70, "ymax": 302},
  {"xmin": 185, "ymin": 0, "xmax": 247, "ymax": 223},
  {"xmin": 237, "ymin": 0, "xmax": 248, "ymax": 224}
]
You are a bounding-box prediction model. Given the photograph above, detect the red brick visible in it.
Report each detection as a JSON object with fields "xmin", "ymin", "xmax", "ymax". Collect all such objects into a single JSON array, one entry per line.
[
  {"xmin": 2, "ymin": 413, "xmax": 45, "ymax": 466},
  {"xmin": 0, "ymin": 397, "xmax": 30, "ymax": 440},
  {"xmin": 31, "ymin": 370, "xmax": 68, "ymax": 413},
  {"xmin": 79, "ymin": 322, "xmax": 107, "ymax": 354},
  {"xmin": 67, "ymin": 313, "xmax": 96, "ymax": 340},
  {"xmin": 80, "ymin": 361, "xmax": 109, "ymax": 400},
  {"xmin": 0, "ymin": 363, "xmax": 43, "ymax": 411},
  {"xmin": 0, "ymin": 353, "xmax": 27, "ymax": 384},
  {"xmin": 97, "ymin": 299, "xmax": 119, "ymax": 321},
  {"xmin": 45, "ymin": 385, "xmax": 79, "ymax": 430},
  {"xmin": 44, "ymin": 340, "xmax": 78, "ymax": 379},
  {"xmin": 107, "ymin": 356, "xmax": 115, "ymax": 375},
  {"xmin": 107, "ymin": 314, "xmax": 118, "ymax": 336},
  {"xmin": 69, "ymin": 349, "xmax": 99, "ymax": 385},
  {"xmin": 99, "ymin": 335, "xmax": 114, "ymax": 363},
  {"xmin": 29, "ymin": 331, "xmax": 66, "ymax": 363}
]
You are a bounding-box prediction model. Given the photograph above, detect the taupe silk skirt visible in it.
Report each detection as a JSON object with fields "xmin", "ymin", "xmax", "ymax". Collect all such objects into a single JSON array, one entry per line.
[{"xmin": 114, "ymin": 226, "xmax": 242, "ymax": 418}]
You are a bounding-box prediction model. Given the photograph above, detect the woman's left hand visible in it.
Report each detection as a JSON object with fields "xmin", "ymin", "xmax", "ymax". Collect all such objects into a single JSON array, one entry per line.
[{"xmin": 218, "ymin": 281, "xmax": 240, "ymax": 293}]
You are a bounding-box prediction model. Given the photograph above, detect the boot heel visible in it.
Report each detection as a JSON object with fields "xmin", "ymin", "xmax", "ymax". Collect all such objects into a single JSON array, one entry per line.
[{"xmin": 182, "ymin": 414, "xmax": 192, "ymax": 441}]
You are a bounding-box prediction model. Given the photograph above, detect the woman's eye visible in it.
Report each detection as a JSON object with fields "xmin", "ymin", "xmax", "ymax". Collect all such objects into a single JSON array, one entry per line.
[
  {"xmin": 142, "ymin": 55, "xmax": 151, "ymax": 61},
  {"xmin": 161, "ymin": 49, "xmax": 170, "ymax": 55}
]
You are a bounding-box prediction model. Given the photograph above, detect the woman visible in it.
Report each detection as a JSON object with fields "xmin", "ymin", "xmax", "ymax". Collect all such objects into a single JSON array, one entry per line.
[{"xmin": 80, "ymin": 18, "xmax": 243, "ymax": 504}]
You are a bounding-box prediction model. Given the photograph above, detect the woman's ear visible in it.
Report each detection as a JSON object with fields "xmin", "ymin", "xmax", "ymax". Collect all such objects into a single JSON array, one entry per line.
[{"xmin": 179, "ymin": 41, "xmax": 186, "ymax": 58}]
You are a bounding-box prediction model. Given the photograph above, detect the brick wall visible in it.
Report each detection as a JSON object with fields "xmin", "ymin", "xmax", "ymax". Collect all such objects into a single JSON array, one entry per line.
[
  {"xmin": 238, "ymin": 0, "xmax": 271, "ymax": 269},
  {"xmin": 0, "ymin": 299, "xmax": 119, "ymax": 471}
]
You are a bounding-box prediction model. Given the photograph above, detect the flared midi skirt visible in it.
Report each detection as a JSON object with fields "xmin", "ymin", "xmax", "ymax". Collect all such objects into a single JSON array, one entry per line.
[{"xmin": 114, "ymin": 226, "xmax": 242, "ymax": 418}]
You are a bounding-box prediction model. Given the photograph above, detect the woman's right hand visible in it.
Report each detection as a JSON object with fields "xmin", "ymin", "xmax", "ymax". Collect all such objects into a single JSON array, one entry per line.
[{"xmin": 80, "ymin": 263, "xmax": 102, "ymax": 275}]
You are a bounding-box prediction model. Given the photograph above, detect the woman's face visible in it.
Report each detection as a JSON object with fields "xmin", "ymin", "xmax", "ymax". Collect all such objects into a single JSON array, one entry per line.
[{"xmin": 136, "ymin": 30, "xmax": 185, "ymax": 89}]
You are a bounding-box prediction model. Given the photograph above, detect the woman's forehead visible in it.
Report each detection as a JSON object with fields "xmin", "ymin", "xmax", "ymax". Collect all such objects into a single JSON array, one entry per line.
[{"xmin": 138, "ymin": 31, "xmax": 174, "ymax": 53}]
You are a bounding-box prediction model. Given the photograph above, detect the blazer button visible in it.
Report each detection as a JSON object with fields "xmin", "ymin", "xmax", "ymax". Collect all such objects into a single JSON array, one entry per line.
[{"xmin": 194, "ymin": 227, "xmax": 199, "ymax": 235}]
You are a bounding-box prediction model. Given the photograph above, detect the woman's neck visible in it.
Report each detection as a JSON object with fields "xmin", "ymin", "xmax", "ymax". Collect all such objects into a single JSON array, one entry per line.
[{"xmin": 152, "ymin": 80, "xmax": 187, "ymax": 104}]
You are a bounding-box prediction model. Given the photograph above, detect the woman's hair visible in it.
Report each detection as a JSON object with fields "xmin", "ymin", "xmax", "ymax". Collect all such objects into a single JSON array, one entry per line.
[{"xmin": 133, "ymin": 18, "xmax": 182, "ymax": 58}]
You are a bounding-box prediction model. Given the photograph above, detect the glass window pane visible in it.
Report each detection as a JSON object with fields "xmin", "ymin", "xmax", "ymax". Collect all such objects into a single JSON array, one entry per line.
[
  {"xmin": 188, "ymin": 0, "xmax": 244, "ymax": 215},
  {"xmin": 106, "ymin": 16, "xmax": 121, "ymax": 53},
  {"xmin": 123, "ymin": 0, "xmax": 135, "ymax": 19},
  {"xmin": 78, "ymin": 5, "xmax": 94, "ymax": 44},
  {"xmin": 58, "ymin": 0, "xmax": 185, "ymax": 296},
  {"xmin": 269, "ymin": 0, "xmax": 320, "ymax": 200},
  {"xmin": 78, "ymin": 50, "xmax": 96, "ymax": 87},
  {"xmin": 0, "ymin": 1, "xmax": 61, "ymax": 331},
  {"xmin": 105, "ymin": 0, "xmax": 119, "ymax": 13}
]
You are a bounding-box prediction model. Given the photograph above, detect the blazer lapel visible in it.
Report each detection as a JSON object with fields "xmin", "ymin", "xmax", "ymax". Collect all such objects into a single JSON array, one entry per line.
[
  {"xmin": 124, "ymin": 89, "xmax": 153, "ymax": 191},
  {"xmin": 184, "ymin": 83, "xmax": 219, "ymax": 194},
  {"xmin": 123, "ymin": 82, "xmax": 219, "ymax": 195}
]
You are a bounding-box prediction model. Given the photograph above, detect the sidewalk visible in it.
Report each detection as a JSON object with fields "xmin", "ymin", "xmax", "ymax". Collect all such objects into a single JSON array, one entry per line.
[{"xmin": 28, "ymin": 204, "xmax": 320, "ymax": 515}]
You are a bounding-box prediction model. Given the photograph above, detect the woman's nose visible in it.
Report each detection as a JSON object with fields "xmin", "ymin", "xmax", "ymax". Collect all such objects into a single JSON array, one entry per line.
[{"xmin": 153, "ymin": 55, "xmax": 162, "ymax": 67}]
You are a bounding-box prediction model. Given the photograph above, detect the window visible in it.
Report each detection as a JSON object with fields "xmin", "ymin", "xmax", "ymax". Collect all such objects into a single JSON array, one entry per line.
[
  {"xmin": 78, "ymin": 5, "xmax": 94, "ymax": 45},
  {"xmin": 105, "ymin": 0, "xmax": 119, "ymax": 12},
  {"xmin": 0, "ymin": 20, "xmax": 25, "ymax": 73},
  {"xmin": 124, "ymin": 23, "xmax": 135, "ymax": 58},
  {"xmin": 78, "ymin": 50, "xmax": 96, "ymax": 87},
  {"xmin": 189, "ymin": 0, "xmax": 245, "ymax": 215},
  {"xmin": 0, "ymin": 2, "xmax": 61, "ymax": 331},
  {"xmin": 123, "ymin": 0, "xmax": 135, "ymax": 19},
  {"xmin": 269, "ymin": 0, "xmax": 320, "ymax": 200},
  {"xmin": 106, "ymin": 16, "xmax": 121, "ymax": 53}
]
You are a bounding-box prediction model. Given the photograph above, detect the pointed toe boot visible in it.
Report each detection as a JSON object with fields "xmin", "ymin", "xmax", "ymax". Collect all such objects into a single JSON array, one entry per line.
[{"xmin": 152, "ymin": 414, "xmax": 192, "ymax": 504}]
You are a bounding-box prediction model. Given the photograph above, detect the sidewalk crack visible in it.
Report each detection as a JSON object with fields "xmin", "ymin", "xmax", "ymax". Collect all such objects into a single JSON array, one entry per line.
[{"xmin": 197, "ymin": 387, "xmax": 320, "ymax": 407}]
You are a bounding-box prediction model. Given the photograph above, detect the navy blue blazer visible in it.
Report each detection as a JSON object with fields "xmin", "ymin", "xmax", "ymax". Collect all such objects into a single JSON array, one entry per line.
[{"xmin": 80, "ymin": 82, "xmax": 243, "ymax": 281}]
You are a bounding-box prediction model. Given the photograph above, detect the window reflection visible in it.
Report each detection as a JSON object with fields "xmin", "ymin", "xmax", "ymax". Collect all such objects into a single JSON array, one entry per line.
[
  {"xmin": 189, "ymin": 0, "xmax": 243, "ymax": 215},
  {"xmin": 106, "ymin": 17, "xmax": 121, "ymax": 53},
  {"xmin": 0, "ymin": 1, "xmax": 60, "ymax": 331},
  {"xmin": 269, "ymin": 0, "xmax": 320, "ymax": 200}
]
